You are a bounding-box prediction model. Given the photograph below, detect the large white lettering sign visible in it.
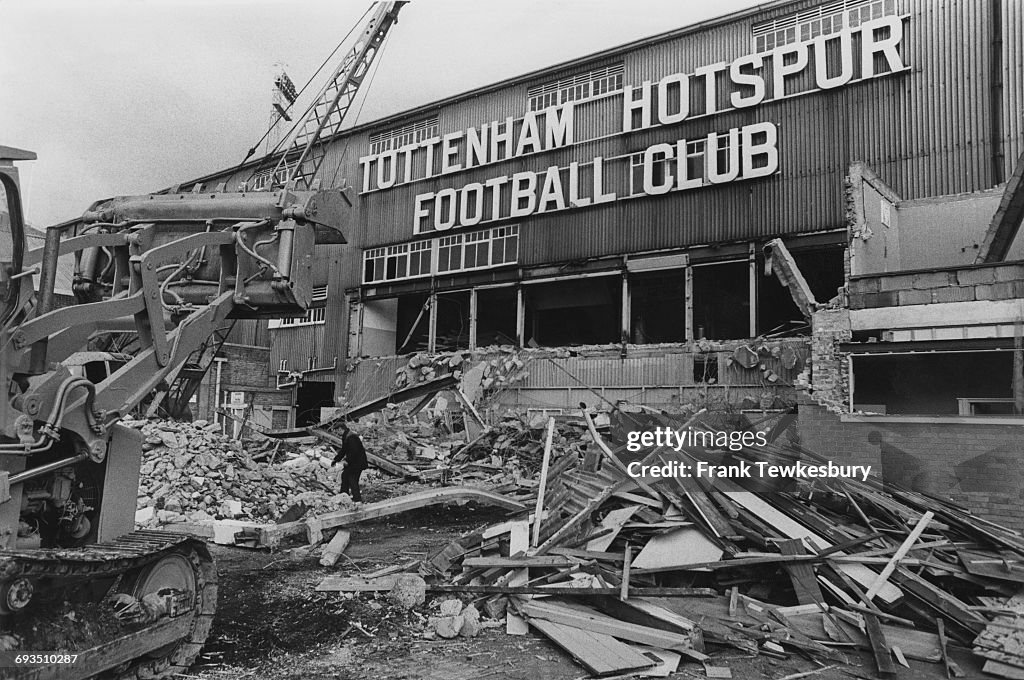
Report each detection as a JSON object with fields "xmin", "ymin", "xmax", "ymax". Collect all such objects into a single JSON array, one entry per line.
[{"xmin": 356, "ymin": 14, "xmax": 907, "ymax": 235}]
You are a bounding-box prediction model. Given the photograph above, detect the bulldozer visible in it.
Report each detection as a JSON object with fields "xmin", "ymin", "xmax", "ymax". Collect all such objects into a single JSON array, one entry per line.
[
  {"xmin": 0, "ymin": 150, "xmax": 348, "ymax": 678},
  {"xmin": 0, "ymin": 3, "xmax": 406, "ymax": 676}
]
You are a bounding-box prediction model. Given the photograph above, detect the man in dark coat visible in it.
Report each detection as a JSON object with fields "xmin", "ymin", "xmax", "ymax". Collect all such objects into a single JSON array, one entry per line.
[{"xmin": 332, "ymin": 422, "xmax": 368, "ymax": 503}]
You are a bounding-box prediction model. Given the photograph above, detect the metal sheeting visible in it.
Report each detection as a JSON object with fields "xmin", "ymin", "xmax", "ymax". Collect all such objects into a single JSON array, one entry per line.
[
  {"xmin": 269, "ymin": 324, "xmax": 329, "ymax": 377},
  {"xmin": 341, "ymin": 355, "xmax": 407, "ymax": 406},
  {"xmin": 344, "ymin": 0, "xmax": 1013, "ymax": 271},
  {"xmin": 1004, "ymin": 0, "xmax": 1024, "ymax": 179},
  {"xmin": 186, "ymin": 0, "xmax": 1020, "ymax": 292}
]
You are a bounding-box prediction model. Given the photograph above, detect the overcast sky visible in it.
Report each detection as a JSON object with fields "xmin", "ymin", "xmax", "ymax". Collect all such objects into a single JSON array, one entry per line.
[{"xmin": 1, "ymin": 0, "xmax": 763, "ymax": 226}]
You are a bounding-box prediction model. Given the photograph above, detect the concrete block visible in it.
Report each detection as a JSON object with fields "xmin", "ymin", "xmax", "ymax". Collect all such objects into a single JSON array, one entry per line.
[
  {"xmin": 898, "ymin": 289, "xmax": 933, "ymax": 305},
  {"xmin": 879, "ymin": 273, "xmax": 919, "ymax": 292},
  {"xmin": 849, "ymin": 277, "xmax": 881, "ymax": 294},
  {"xmin": 912, "ymin": 271, "xmax": 955, "ymax": 290},
  {"xmin": 933, "ymin": 286, "xmax": 975, "ymax": 303},
  {"xmin": 990, "ymin": 281, "xmax": 1019, "ymax": 299},
  {"xmin": 877, "ymin": 291, "xmax": 899, "ymax": 307},
  {"xmin": 974, "ymin": 284, "xmax": 995, "ymax": 300},
  {"xmin": 848, "ymin": 294, "xmax": 868, "ymax": 310},
  {"xmin": 994, "ymin": 264, "xmax": 1024, "ymax": 282},
  {"xmin": 135, "ymin": 506, "xmax": 156, "ymax": 524},
  {"xmin": 957, "ymin": 267, "xmax": 997, "ymax": 286}
]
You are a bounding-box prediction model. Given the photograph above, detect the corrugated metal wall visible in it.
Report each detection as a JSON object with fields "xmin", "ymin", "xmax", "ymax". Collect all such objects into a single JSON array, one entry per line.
[
  {"xmin": 188, "ymin": 0, "xmax": 1022, "ymax": 389},
  {"xmin": 1004, "ymin": 0, "xmax": 1024, "ymax": 177},
  {"xmin": 346, "ymin": 0, "xmax": 1015, "ymax": 271}
]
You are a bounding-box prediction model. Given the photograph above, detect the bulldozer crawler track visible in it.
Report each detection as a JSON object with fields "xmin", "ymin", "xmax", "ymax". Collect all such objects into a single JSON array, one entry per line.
[{"xmin": 3, "ymin": 531, "xmax": 217, "ymax": 680}]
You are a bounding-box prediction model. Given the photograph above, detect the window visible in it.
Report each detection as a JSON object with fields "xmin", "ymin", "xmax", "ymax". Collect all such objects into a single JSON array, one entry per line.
[
  {"xmin": 491, "ymin": 226, "xmax": 519, "ymax": 265},
  {"xmin": 250, "ymin": 156, "xmax": 299, "ymax": 191},
  {"xmin": 463, "ymin": 231, "xmax": 490, "ymax": 269},
  {"xmin": 362, "ymin": 225, "xmax": 519, "ymax": 284},
  {"xmin": 527, "ymin": 63, "xmax": 624, "ymax": 111},
  {"xmin": 437, "ymin": 235, "xmax": 464, "ymax": 274},
  {"xmin": 409, "ymin": 240, "xmax": 432, "ymax": 277},
  {"xmin": 369, "ymin": 117, "xmax": 440, "ymax": 155},
  {"xmin": 751, "ymin": 0, "xmax": 897, "ymax": 53},
  {"xmin": 269, "ymin": 285, "xmax": 328, "ymax": 328}
]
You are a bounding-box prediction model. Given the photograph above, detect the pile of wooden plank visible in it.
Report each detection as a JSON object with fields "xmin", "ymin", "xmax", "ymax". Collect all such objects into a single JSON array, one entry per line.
[{"xmin": 319, "ymin": 410, "xmax": 1024, "ymax": 678}]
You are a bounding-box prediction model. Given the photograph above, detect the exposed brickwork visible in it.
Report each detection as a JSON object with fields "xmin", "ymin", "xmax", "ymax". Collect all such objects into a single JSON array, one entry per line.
[
  {"xmin": 806, "ymin": 309, "xmax": 852, "ymax": 411},
  {"xmin": 796, "ymin": 398, "xmax": 1024, "ymax": 531}
]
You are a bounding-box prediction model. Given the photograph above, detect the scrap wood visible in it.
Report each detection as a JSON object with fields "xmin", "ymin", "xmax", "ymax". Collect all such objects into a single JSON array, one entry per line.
[
  {"xmin": 262, "ymin": 486, "xmax": 525, "ymax": 547},
  {"xmin": 520, "ymin": 600, "xmax": 699, "ymax": 654},
  {"xmin": 426, "ymin": 585, "xmax": 717, "ymax": 596},
  {"xmin": 317, "ymin": 575, "xmax": 398, "ymax": 592},
  {"xmin": 586, "ymin": 505, "xmax": 639, "ymax": 552},
  {"xmin": 864, "ymin": 510, "xmax": 934, "ymax": 600},
  {"xmin": 862, "ymin": 612, "xmax": 897, "ymax": 677},
  {"xmin": 779, "ymin": 538, "xmax": 826, "ymax": 606},
  {"xmin": 532, "ymin": 417, "xmax": 556, "ymax": 547},
  {"xmin": 527, "ymin": 618, "xmax": 656, "ymax": 676},
  {"xmin": 462, "ymin": 556, "xmax": 577, "ymax": 568}
]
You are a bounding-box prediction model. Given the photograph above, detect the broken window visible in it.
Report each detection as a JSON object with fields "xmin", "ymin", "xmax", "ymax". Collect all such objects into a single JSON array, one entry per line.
[
  {"xmin": 852, "ymin": 350, "xmax": 1016, "ymax": 416},
  {"xmin": 630, "ymin": 270, "xmax": 686, "ymax": 343},
  {"xmin": 476, "ymin": 287, "xmax": 518, "ymax": 347},
  {"xmin": 396, "ymin": 293, "xmax": 430, "ymax": 354},
  {"xmin": 362, "ymin": 298, "xmax": 398, "ymax": 357},
  {"xmin": 759, "ymin": 245, "xmax": 844, "ymax": 335},
  {"xmin": 694, "ymin": 355, "xmax": 719, "ymax": 384},
  {"xmin": 524, "ymin": 277, "xmax": 621, "ymax": 347},
  {"xmin": 692, "ymin": 261, "xmax": 749, "ymax": 340},
  {"xmin": 435, "ymin": 291, "xmax": 471, "ymax": 352}
]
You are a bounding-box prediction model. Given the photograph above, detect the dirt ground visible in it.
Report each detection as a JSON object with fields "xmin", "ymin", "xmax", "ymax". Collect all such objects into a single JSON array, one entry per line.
[{"xmin": 185, "ymin": 503, "xmax": 986, "ymax": 680}]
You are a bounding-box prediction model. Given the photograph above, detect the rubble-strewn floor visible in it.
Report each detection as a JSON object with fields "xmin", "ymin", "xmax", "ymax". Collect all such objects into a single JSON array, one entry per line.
[{"xmin": 186, "ymin": 506, "xmax": 984, "ymax": 680}]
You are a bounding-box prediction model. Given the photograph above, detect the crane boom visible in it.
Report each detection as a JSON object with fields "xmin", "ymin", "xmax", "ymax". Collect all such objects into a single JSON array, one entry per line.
[{"xmin": 260, "ymin": 1, "xmax": 406, "ymax": 191}]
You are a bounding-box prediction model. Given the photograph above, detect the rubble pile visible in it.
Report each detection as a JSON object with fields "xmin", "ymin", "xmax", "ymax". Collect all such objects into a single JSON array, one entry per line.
[
  {"xmin": 317, "ymin": 409, "xmax": 1024, "ymax": 679},
  {"xmin": 129, "ymin": 418, "xmax": 355, "ymax": 527}
]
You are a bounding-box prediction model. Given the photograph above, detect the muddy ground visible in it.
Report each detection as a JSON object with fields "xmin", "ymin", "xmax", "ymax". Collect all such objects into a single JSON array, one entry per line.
[{"xmin": 186, "ymin": 502, "xmax": 985, "ymax": 680}]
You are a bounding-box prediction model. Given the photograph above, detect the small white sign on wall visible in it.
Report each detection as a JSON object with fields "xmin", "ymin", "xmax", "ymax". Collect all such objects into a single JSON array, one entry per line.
[{"xmin": 880, "ymin": 200, "xmax": 892, "ymax": 227}]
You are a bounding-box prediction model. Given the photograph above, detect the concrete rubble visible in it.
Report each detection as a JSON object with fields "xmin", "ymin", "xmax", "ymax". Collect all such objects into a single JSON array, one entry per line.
[{"xmin": 127, "ymin": 417, "xmax": 356, "ymax": 528}]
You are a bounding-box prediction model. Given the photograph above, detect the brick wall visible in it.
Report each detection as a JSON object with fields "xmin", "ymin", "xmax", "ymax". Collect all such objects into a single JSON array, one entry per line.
[
  {"xmin": 796, "ymin": 396, "xmax": 1024, "ymax": 531},
  {"xmin": 806, "ymin": 309, "xmax": 852, "ymax": 411}
]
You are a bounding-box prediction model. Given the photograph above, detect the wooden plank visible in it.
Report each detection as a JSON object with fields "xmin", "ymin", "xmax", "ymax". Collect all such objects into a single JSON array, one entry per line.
[
  {"xmin": 983, "ymin": 660, "xmax": 1024, "ymax": 679},
  {"xmin": 779, "ymin": 538, "xmax": 824, "ymax": 606},
  {"xmin": 528, "ymin": 618, "xmax": 655, "ymax": 676},
  {"xmin": 507, "ymin": 520, "xmax": 529, "ymax": 635},
  {"xmin": 891, "ymin": 567, "xmax": 987, "ymax": 635},
  {"xmin": 625, "ymin": 645, "xmax": 680, "ymax": 677},
  {"xmin": 631, "ymin": 527, "xmax": 723, "ymax": 570},
  {"xmin": 586, "ymin": 505, "xmax": 639, "ymax": 552},
  {"xmin": 261, "ymin": 487, "xmax": 524, "ymax": 547},
  {"xmin": 863, "ymin": 612, "xmax": 897, "ymax": 677},
  {"xmin": 316, "ymin": 575, "xmax": 397, "ymax": 592},
  {"xmin": 596, "ymin": 597, "xmax": 704, "ymax": 651},
  {"xmin": 425, "ymin": 585, "xmax": 718, "ymax": 596},
  {"xmin": 958, "ymin": 548, "xmax": 1024, "ymax": 584},
  {"xmin": 621, "ymin": 546, "xmax": 633, "ymax": 601},
  {"xmin": 462, "ymin": 556, "xmax": 575, "ymax": 568},
  {"xmin": 521, "ymin": 600, "xmax": 696, "ymax": 653},
  {"xmin": 532, "ymin": 417, "xmax": 556, "ymax": 547},
  {"xmin": 719, "ymin": 485, "xmax": 902, "ymax": 605},
  {"xmin": 864, "ymin": 510, "xmax": 933, "ymax": 601}
]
